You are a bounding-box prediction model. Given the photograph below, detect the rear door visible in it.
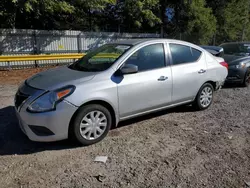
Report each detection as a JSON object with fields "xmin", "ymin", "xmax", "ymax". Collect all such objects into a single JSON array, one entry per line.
[
  {"xmin": 168, "ymin": 43, "xmax": 207, "ymax": 103},
  {"xmin": 117, "ymin": 43, "xmax": 173, "ymax": 119}
]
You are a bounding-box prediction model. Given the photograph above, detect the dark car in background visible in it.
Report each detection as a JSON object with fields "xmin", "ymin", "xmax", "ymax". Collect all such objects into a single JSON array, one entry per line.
[{"xmin": 219, "ymin": 42, "xmax": 250, "ymax": 87}]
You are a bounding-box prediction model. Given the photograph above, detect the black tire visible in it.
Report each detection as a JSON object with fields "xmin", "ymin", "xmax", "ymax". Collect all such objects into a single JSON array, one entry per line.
[
  {"xmin": 192, "ymin": 83, "xmax": 214, "ymax": 111},
  {"xmin": 242, "ymin": 70, "xmax": 250, "ymax": 87},
  {"xmin": 69, "ymin": 104, "xmax": 112, "ymax": 146}
]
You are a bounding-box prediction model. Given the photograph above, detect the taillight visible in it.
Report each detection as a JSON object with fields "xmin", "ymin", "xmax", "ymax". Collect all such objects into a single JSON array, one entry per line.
[{"xmin": 220, "ymin": 61, "xmax": 228, "ymax": 69}]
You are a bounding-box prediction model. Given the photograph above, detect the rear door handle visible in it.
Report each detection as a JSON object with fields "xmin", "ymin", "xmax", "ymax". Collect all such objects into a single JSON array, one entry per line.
[
  {"xmin": 198, "ymin": 69, "xmax": 206, "ymax": 74},
  {"xmin": 158, "ymin": 76, "xmax": 168, "ymax": 81}
]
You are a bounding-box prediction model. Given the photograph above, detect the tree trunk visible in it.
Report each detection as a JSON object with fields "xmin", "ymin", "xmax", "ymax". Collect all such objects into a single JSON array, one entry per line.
[
  {"xmin": 160, "ymin": 26, "xmax": 164, "ymax": 38},
  {"xmin": 88, "ymin": 9, "xmax": 92, "ymax": 31},
  {"xmin": 213, "ymin": 33, "xmax": 216, "ymax": 45},
  {"xmin": 160, "ymin": 1, "xmax": 166, "ymax": 38}
]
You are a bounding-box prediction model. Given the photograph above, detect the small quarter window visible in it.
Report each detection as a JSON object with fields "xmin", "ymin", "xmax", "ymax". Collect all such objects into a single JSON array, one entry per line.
[{"xmin": 192, "ymin": 48, "xmax": 202, "ymax": 60}]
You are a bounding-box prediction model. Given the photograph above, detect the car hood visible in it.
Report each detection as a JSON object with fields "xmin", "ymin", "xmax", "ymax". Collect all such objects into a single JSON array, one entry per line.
[
  {"xmin": 224, "ymin": 54, "xmax": 250, "ymax": 65},
  {"xmin": 26, "ymin": 66, "xmax": 96, "ymax": 90}
]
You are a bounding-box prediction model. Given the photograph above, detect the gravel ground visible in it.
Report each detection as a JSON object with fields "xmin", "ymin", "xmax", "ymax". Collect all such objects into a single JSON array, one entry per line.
[{"xmin": 0, "ymin": 69, "xmax": 250, "ymax": 188}]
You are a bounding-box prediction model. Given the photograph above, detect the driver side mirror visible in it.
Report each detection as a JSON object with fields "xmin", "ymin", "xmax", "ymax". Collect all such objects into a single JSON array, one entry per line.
[{"xmin": 120, "ymin": 64, "xmax": 138, "ymax": 74}]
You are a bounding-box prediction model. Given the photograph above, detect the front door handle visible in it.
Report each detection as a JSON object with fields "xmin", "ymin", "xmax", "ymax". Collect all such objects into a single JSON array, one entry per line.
[
  {"xmin": 158, "ymin": 76, "xmax": 168, "ymax": 81},
  {"xmin": 198, "ymin": 69, "xmax": 206, "ymax": 74}
]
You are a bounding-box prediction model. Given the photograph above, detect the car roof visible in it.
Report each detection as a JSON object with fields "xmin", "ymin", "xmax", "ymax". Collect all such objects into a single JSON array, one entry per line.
[
  {"xmin": 109, "ymin": 38, "xmax": 204, "ymax": 52},
  {"xmin": 220, "ymin": 42, "xmax": 250, "ymax": 45},
  {"xmin": 110, "ymin": 38, "xmax": 196, "ymax": 46},
  {"xmin": 110, "ymin": 38, "xmax": 152, "ymax": 45}
]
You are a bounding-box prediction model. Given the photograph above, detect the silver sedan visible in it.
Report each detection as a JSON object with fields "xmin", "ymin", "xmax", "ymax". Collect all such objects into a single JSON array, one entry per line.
[{"xmin": 15, "ymin": 39, "xmax": 228, "ymax": 145}]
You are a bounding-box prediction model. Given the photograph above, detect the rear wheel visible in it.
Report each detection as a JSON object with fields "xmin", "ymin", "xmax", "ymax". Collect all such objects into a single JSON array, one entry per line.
[
  {"xmin": 193, "ymin": 83, "xmax": 214, "ymax": 110},
  {"xmin": 242, "ymin": 70, "xmax": 250, "ymax": 87},
  {"xmin": 69, "ymin": 104, "xmax": 112, "ymax": 146}
]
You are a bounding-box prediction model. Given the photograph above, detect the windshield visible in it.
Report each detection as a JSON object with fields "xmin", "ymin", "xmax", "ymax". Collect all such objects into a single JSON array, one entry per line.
[
  {"xmin": 221, "ymin": 43, "xmax": 250, "ymax": 56},
  {"xmin": 69, "ymin": 44, "xmax": 131, "ymax": 72}
]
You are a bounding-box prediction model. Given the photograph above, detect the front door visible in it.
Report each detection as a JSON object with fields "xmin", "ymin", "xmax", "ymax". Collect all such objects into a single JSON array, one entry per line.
[{"xmin": 117, "ymin": 43, "xmax": 173, "ymax": 119}]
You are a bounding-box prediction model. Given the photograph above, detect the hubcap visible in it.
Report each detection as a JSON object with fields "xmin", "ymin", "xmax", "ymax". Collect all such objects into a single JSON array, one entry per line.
[
  {"xmin": 200, "ymin": 87, "xmax": 213, "ymax": 108},
  {"xmin": 80, "ymin": 111, "xmax": 107, "ymax": 140}
]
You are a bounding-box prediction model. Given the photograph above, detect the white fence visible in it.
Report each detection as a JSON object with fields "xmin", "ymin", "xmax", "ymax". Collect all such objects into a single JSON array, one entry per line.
[{"xmin": 0, "ymin": 29, "xmax": 160, "ymax": 69}]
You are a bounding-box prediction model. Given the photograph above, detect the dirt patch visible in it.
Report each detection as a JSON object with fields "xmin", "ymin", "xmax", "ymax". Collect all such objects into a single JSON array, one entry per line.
[
  {"xmin": 0, "ymin": 67, "xmax": 56, "ymax": 85},
  {"xmin": 0, "ymin": 67, "xmax": 250, "ymax": 188}
]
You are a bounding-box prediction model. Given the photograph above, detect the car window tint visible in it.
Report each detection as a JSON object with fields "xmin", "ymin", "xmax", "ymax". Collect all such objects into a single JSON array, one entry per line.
[
  {"xmin": 221, "ymin": 43, "xmax": 250, "ymax": 56},
  {"xmin": 170, "ymin": 44, "xmax": 201, "ymax": 65},
  {"xmin": 191, "ymin": 48, "xmax": 202, "ymax": 60},
  {"xmin": 125, "ymin": 44, "xmax": 165, "ymax": 71}
]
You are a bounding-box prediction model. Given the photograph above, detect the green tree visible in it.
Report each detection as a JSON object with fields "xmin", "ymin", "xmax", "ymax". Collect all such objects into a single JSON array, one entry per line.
[
  {"xmin": 206, "ymin": 0, "xmax": 228, "ymax": 44},
  {"xmin": 222, "ymin": 0, "xmax": 250, "ymax": 42},
  {"xmin": 70, "ymin": 0, "xmax": 116, "ymax": 31},
  {"xmin": 4, "ymin": 0, "xmax": 250, "ymax": 47},
  {"xmin": 0, "ymin": 0, "xmax": 16, "ymax": 28},
  {"xmin": 0, "ymin": 0, "xmax": 74, "ymax": 29},
  {"xmin": 207, "ymin": 0, "xmax": 250, "ymax": 44},
  {"xmin": 185, "ymin": 0, "xmax": 216, "ymax": 44},
  {"xmin": 163, "ymin": 0, "xmax": 189, "ymax": 38},
  {"xmin": 123, "ymin": 0, "xmax": 161, "ymax": 30},
  {"xmin": 102, "ymin": 2, "xmax": 125, "ymax": 32}
]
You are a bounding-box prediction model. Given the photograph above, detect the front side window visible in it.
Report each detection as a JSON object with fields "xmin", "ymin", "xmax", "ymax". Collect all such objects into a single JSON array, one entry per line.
[
  {"xmin": 69, "ymin": 44, "xmax": 131, "ymax": 72},
  {"xmin": 169, "ymin": 44, "xmax": 201, "ymax": 65},
  {"xmin": 124, "ymin": 43, "xmax": 165, "ymax": 72}
]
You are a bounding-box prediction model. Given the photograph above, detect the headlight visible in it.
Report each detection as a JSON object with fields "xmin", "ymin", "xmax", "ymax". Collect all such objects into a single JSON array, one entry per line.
[
  {"xmin": 27, "ymin": 86, "xmax": 75, "ymax": 113},
  {"xmin": 235, "ymin": 63, "xmax": 246, "ymax": 69}
]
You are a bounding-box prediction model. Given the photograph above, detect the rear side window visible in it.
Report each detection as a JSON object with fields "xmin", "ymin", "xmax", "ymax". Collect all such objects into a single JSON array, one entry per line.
[{"xmin": 169, "ymin": 44, "xmax": 202, "ymax": 65}]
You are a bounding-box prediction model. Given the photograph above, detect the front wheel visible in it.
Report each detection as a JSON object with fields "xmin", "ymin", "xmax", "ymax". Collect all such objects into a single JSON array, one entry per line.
[
  {"xmin": 69, "ymin": 104, "xmax": 112, "ymax": 146},
  {"xmin": 193, "ymin": 83, "xmax": 214, "ymax": 110}
]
